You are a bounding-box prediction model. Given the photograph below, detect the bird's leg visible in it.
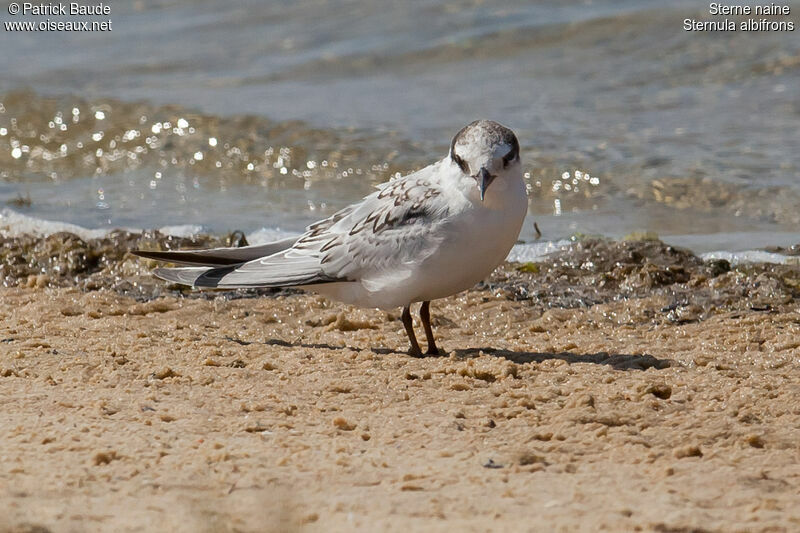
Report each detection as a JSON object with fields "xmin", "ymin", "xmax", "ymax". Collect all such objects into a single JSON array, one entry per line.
[
  {"xmin": 402, "ymin": 305, "xmax": 422, "ymax": 357},
  {"xmin": 420, "ymin": 300, "xmax": 439, "ymax": 355}
]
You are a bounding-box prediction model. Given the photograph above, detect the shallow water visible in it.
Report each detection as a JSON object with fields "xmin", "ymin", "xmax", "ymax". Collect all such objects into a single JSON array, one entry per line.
[{"xmin": 1, "ymin": 0, "xmax": 798, "ymax": 251}]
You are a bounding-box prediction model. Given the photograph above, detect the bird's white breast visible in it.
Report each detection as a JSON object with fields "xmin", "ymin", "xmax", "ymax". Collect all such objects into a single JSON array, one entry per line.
[{"xmin": 313, "ymin": 169, "xmax": 528, "ymax": 309}]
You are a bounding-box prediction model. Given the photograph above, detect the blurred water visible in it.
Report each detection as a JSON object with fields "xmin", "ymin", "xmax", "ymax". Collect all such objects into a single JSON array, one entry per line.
[{"xmin": 0, "ymin": 0, "xmax": 798, "ymax": 251}]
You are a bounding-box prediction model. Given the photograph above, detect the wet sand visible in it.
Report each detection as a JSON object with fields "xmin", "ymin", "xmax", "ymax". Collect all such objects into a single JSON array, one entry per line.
[{"xmin": 1, "ymin": 237, "xmax": 800, "ymax": 532}]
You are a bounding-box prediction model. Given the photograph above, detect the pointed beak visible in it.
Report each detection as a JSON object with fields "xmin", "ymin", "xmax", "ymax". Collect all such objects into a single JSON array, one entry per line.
[{"xmin": 478, "ymin": 167, "xmax": 495, "ymax": 202}]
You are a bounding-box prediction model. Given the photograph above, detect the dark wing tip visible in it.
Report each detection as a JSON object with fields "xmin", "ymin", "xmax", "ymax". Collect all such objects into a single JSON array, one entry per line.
[
  {"xmin": 152, "ymin": 266, "xmax": 215, "ymax": 287},
  {"xmin": 152, "ymin": 266, "xmax": 235, "ymax": 287},
  {"xmin": 131, "ymin": 249, "xmax": 242, "ymax": 266},
  {"xmin": 132, "ymin": 249, "xmax": 170, "ymax": 261}
]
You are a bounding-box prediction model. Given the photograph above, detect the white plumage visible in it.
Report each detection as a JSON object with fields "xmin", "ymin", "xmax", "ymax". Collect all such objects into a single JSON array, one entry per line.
[{"xmin": 135, "ymin": 120, "xmax": 528, "ymax": 356}]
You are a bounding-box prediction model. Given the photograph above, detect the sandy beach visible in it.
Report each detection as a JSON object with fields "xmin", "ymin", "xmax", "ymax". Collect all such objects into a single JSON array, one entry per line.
[
  {"xmin": 3, "ymin": 1, "xmax": 800, "ymax": 530},
  {"xmin": 1, "ymin": 235, "xmax": 799, "ymax": 532}
]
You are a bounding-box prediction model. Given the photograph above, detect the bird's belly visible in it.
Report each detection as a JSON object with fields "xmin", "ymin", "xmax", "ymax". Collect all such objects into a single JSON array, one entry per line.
[
  {"xmin": 307, "ymin": 218, "xmax": 518, "ymax": 309},
  {"xmin": 411, "ymin": 228, "xmax": 514, "ymax": 300},
  {"xmin": 309, "ymin": 189, "xmax": 527, "ymax": 310},
  {"xmin": 404, "ymin": 203, "xmax": 526, "ymax": 303}
]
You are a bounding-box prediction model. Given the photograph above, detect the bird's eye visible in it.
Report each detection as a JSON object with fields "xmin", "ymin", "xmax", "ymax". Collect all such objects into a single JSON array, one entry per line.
[
  {"xmin": 452, "ymin": 153, "xmax": 469, "ymax": 174},
  {"xmin": 502, "ymin": 151, "xmax": 516, "ymax": 168}
]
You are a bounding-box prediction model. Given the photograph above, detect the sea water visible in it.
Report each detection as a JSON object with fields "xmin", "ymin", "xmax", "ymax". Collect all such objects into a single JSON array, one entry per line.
[{"xmin": 1, "ymin": 0, "xmax": 798, "ymax": 257}]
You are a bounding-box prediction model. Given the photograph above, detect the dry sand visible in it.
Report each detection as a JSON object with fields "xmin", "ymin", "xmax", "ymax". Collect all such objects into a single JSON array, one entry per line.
[{"xmin": 1, "ymin": 282, "xmax": 799, "ymax": 532}]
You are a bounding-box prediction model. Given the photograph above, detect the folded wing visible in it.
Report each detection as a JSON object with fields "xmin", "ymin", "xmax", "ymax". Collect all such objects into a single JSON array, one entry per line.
[{"xmin": 140, "ymin": 163, "xmax": 451, "ymax": 290}]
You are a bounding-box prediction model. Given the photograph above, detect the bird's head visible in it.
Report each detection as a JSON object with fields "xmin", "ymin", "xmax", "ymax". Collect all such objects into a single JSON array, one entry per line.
[{"xmin": 449, "ymin": 120, "xmax": 521, "ymax": 202}]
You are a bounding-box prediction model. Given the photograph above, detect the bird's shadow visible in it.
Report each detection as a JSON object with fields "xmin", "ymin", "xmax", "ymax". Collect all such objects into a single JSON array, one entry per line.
[
  {"xmin": 240, "ymin": 337, "xmax": 671, "ymax": 371},
  {"xmin": 230, "ymin": 336, "xmax": 399, "ymax": 355},
  {"xmin": 453, "ymin": 347, "xmax": 672, "ymax": 371}
]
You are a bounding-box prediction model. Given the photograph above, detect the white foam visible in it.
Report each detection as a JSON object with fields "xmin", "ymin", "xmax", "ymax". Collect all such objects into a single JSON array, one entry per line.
[
  {"xmin": 0, "ymin": 209, "xmax": 299, "ymax": 245},
  {"xmin": 246, "ymin": 227, "xmax": 302, "ymax": 245},
  {"xmin": 506, "ymin": 239, "xmax": 570, "ymax": 263},
  {"xmin": 0, "ymin": 208, "xmax": 113, "ymax": 240},
  {"xmin": 701, "ymin": 250, "xmax": 798, "ymax": 266},
  {"xmin": 157, "ymin": 224, "xmax": 204, "ymax": 237},
  {"xmin": 0, "ymin": 208, "xmax": 205, "ymax": 240}
]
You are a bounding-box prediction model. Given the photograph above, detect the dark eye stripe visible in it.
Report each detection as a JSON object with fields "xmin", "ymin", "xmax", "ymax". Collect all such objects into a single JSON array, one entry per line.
[
  {"xmin": 502, "ymin": 149, "xmax": 517, "ymax": 167},
  {"xmin": 452, "ymin": 153, "xmax": 469, "ymax": 173}
]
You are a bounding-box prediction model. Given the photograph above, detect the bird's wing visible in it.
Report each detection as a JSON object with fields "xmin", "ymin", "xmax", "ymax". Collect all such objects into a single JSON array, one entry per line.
[
  {"xmin": 133, "ymin": 236, "xmax": 298, "ymax": 266},
  {"xmin": 309, "ymin": 166, "xmax": 453, "ymax": 289},
  {"xmin": 153, "ymin": 162, "xmax": 455, "ymax": 289}
]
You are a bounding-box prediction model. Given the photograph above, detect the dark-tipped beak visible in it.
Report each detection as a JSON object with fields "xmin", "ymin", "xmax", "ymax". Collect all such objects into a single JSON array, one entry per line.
[{"xmin": 478, "ymin": 167, "xmax": 495, "ymax": 202}]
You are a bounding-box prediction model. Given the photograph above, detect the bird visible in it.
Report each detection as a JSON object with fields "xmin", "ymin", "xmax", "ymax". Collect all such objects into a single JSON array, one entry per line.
[{"xmin": 133, "ymin": 120, "xmax": 528, "ymax": 357}]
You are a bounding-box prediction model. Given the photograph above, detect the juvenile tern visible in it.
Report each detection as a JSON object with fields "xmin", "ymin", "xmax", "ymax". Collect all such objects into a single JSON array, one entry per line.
[{"xmin": 134, "ymin": 120, "xmax": 528, "ymax": 356}]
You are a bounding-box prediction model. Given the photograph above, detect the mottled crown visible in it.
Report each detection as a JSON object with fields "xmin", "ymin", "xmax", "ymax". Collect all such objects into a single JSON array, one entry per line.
[{"xmin": 450, "ymin": 120, "xmax": 519, "ymax": 161}]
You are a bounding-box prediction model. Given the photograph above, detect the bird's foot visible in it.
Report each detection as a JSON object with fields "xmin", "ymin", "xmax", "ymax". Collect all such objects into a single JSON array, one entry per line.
[
  {"xmin": 425, "ymin": 345, "xmax": 440, "ymax": 356},
  {"xmin": 408, "ymin": 346, "xmax": 423, "ymax": 358}
]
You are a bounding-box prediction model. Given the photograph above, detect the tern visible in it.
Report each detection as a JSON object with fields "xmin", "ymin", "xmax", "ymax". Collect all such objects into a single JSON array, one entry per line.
[{"xmin": 134, "ymin": 120, "xmax": 528, "ymax": 356}]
